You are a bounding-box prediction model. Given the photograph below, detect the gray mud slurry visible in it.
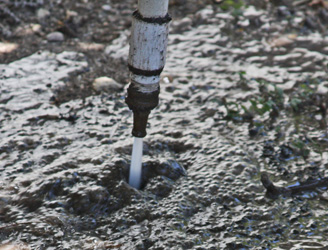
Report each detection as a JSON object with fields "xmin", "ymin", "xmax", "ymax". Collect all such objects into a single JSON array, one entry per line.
[{"xmin": 1, "ymin": 4, "xmax": 328, "ymax": 250}]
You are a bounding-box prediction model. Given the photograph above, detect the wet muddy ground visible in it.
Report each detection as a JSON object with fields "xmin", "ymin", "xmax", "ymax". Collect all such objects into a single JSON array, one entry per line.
[{"xmin": 1, "ymin": 0, "xmax": 328, "ymax": 249}]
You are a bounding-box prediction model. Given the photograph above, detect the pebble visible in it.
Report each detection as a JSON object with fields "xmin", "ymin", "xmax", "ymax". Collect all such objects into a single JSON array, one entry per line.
[
  {"xmin": 14, "ymin": 24, "xmax": 42, "ymax": 37},
  {"xmin": 243, "ymin": 5, "xmax": 264, "ymax": 18},
  {"xmin": 277, "ymin": 6, "xmax": 292, "ymax": 17},
  {"xmin": 37, "ymin": 8, "xmax": 50, "ymax": 19},
  {"xmin": 78, "ymin": 42, "xmax": 105, "ymax": 51},
  {"xmin": 92, "ymin": 76, "xmax": 122, "ymax": 93},
  {"xmin": 215, "ymin": 13, "xmax": 234, "ymax": 20},
  {"xmin": 269, "ymin": 34, "xmax": 297, "ymax": 47},
  {"xmin": 66, "ymin": 10, "xmax": 78, "ymax": 18},
  {"xmin": 102, "ymin": 5, "xmax": 112, "ymax": 11},
  {"xmin": 0, "ymin": 42, "xmax": 18, "ymax": 54},
  {"xmin": 0, "ymin": 244, "xmax": 29, "ymax": 250},
  {"xmin": 237, "ymin": 18, "xmax": 250, "ymax": 27},
  {"xmin": 46, "ymin": 32, "xmax": 64, "ymax": 42}
]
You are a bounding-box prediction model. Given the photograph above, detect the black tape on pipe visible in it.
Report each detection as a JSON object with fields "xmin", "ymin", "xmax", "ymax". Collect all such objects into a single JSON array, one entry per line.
[
  {"xmin": 133, "ymin": 10, "xmax": 172, "ymax": 25},
  {"xmin": 128, "ymin": 64, "xmax": 164, "ymax": 77}
]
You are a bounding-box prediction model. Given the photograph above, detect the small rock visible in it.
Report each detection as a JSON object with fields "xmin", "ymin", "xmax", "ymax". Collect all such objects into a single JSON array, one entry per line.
[
  {"xmin": 237, "ymin": 18, "xmax": 250, "ymax": 27},
  {"xmin": 66, "ymin": 10, "xmax": 78, "ymax": 18},
  {"xmin": 102, "ymin": 5, "xmax": 112, "ymax": 11},
  {"xmin": 78, "ymin": 42, "xmax": 105, "ymax": 51},
  {"xmin": 277, "ymin": 6, "xmax": 291, "ymax": 17},
  {"xmin": 269, "ymin": 34, "xmax": 297, "ymax": 47},
  {"xmin": 0, "ymin": 42, "xmax": 18, "ymax": 54},
  {"xmin": 92, "ymin": 77, "xmax": 122, "ymax": 93},
  {"xmin": 215, "ymin": 13, "xmax": 234, "ymax": 20},
  {"xmin": 243, "ymin": 6, "xmax": 264, "ymax": 18},
  {"xmin": 37, "ymin": 8, "xmax": 50, "ymax": 19},
  {"xmin": 46, "ymin": 32, "xmax": 64, "ymax": 42},
  {"xmin": 0, "ymin": 243, "xmax": 30, "ymax": 250},
  {"xmin": 14, "ymin": 24, "xmax": 42, "ymax": 37},
  {"xmin": 31, "ymin": 23, "xmax": 42, "ymax": 33}
]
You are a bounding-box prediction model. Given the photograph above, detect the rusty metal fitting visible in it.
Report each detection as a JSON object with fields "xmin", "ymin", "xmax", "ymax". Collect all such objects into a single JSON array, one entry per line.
[{"xmin": 125, "ymin": 82, "xmax": 160, "ymax": 137}]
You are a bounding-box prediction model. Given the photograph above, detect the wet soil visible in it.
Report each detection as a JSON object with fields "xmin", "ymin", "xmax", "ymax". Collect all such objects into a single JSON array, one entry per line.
[{"xmin": 1, "ymin": 0, "xmax": 328, "ymax": 249}]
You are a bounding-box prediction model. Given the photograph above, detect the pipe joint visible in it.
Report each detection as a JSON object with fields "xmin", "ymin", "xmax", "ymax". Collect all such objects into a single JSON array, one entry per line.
[{"xmin": 126, "ymin": 82, "xmax": 159, "ymax": 137}]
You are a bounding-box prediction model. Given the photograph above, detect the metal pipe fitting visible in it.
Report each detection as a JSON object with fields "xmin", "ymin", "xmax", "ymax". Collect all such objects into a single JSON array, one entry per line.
[{"xmin": 126, "ymin": 82, "xmax": 159, "ymax": 137}]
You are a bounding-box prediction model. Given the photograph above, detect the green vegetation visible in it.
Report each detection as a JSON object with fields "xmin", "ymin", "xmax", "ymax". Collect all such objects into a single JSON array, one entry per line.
[
  {"xmin": 219, "ymin": 0, "xmax": 244, "ymax": 11},
  {"xmin": 223, "ymin": 74, "xmax": 327, "ymax": 159}
]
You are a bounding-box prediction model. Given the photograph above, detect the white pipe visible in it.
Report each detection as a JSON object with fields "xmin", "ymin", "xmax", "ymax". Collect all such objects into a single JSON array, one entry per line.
[
  {"xmin": 131, "ymin": 74, "xmax": 161, "ymax": 86},
  {"xmin": 138, "ymin": 0, "xmax": 169, "ymax": 18},
  {"xmin": 129, "ymin": 20, "xmax": 169, "ymax": 72},
  {"xmin": 128, "ymin": 0, "xmax": 171, "ymax": 88}
]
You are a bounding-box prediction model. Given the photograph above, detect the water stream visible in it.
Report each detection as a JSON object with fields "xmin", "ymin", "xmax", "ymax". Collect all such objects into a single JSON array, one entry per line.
[{"xmin": 128, "ymin": 137, "xmax": 143, "ymax": 189}]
